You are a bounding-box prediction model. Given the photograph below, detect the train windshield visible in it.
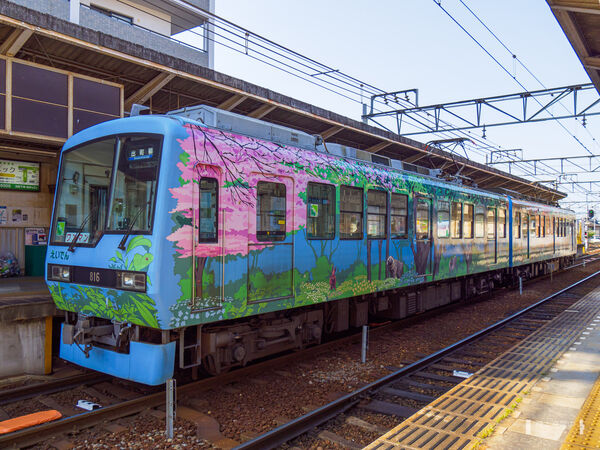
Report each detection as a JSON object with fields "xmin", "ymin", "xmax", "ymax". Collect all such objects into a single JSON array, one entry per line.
[{"xmin": 51, "ymin": 134, "xmax": 162, "ymax": 247}]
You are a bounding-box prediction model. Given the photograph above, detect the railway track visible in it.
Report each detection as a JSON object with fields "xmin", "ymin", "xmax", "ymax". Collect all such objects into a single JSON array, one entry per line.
[
  {"xmin": 0, "ymin": 258, "xmax": 598, "ymax": 448},
  {"xmin": 0, "ymin": 372, "xmax": 110, "ymax": 407},
  {"xmin": 235, "ymin": 268, "xmax": 600, "ymax": 449}
]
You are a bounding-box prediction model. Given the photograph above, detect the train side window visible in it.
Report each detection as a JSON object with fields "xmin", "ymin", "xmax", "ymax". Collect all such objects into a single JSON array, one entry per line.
[
  {"xmin": 523, "ymin": 214, "xmax": 529, "ymax": 239},
  {"xmin": 542, "ymin": 216, "xmax": 546, "ymax": 237},
  {"xmin": 451, "ymin": 202, "xmax": 462, "ymax": 238},
  {"xmin": 474, "ymin": 206, "xmax": 485, "ymax": 238},
  {"xmin": 256, "ymin": 181, "xmax": 286, "ymax": 241},
  {"xmin": 391, "ymin": 193, "xmax": 408, "ymax": 239},
  {"xmin": 199, "ymin": 178, "xmax": 218, "ymax": 243},
  {"xmin": 464, "ymin": 204, "xmax": 474, "ymax": 238},
  {"xmin": 340, "ymin": 185, "xmax": 363, "ymax": 239},
  {"xmin": 416, "ymin": 198, "xmax": 430, "ymax": 240},
  {"xmin": 367, "ymin": 190, "xmax": 387, "ymax": 239},
  {"xmin": 530, "ymin": 215, "xmax": 536, "ymax": 238},
  {"xmin": 537, "ymin": 215, "xmax": 541, "ymax": 237},
  {"xmin": 558, "ymin": 218, "xmax": 562, "ymax": 237},
  {"xmin": 498, "ymin": 208, "xmax": 506, "ymax": 238},
  {"xmin": 514, "ymin": 212, "xmax": 521, "ymax": 239},
  {"xmin": 487, "ymin": 208, "xmax": 496, "ymax": 239},
  {"xmin": 437, "ymin": 200, "xmax": 450, "ymax": 238},
  {"xmin": 307, "ymin": 182, "xmax": 335, "ymax": 240}
]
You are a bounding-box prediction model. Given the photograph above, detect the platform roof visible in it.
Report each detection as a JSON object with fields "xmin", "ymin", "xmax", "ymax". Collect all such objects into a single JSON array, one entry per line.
[
  {"xmin": 547, "ymin": 0, "xmax": 600, "ymax": 95},
  {"xmin": 0, "ymin": 1, "xmax": 566, "ymax": 203}
]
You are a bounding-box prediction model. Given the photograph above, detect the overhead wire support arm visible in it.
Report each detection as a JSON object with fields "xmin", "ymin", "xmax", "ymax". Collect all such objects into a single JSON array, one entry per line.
[{"xmin": 362, "ymin": 83, "xmax": 600, "ymax": 136}]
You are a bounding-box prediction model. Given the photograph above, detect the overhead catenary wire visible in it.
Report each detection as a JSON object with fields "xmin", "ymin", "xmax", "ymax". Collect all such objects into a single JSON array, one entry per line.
[
  {"xmin": 457, "ymin": 0, "xmax": 600, "ymax": 150},
  {"xmin": 433, "ymin": 0, "xmax": 596, "ymax": 157},
  {"xmin": 89, "ymin": 0, "xmax": 580, "ymax": 189}
]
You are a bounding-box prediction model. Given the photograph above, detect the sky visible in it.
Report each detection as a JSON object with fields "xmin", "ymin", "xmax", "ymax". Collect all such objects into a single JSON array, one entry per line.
[{"xmin": 200, "ymin": 0, "xmax": 600, "ymax": 214}]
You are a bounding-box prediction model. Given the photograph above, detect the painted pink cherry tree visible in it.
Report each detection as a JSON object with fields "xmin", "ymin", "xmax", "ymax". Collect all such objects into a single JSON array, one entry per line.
[
  {"xmin": 167, "ymin": 124, "xmax": 327, "ymax": 300},
  {"xmin": 166, "ymin": 123, "xmax": 416, "ymax": 326}
]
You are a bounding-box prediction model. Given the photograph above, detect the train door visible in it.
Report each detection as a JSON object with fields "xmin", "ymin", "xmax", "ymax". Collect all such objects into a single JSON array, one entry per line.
[
  {"xmin": 414, "ymin": 195, "xmax": 432, "ymax": 276},
  {"xmin": 247, "ymin": 176, "xmax": 294, "ymax": 302},
  {"xmin": 192, "ymin": 173, "xmax": 224, "ymax": 310},
  {"xmin": 525, "ymin": 214, "xmax": 530, "ymax": 259},
  {"xmin": 553, "ymin": 217, "xmax": 556, "ymax": 254}
]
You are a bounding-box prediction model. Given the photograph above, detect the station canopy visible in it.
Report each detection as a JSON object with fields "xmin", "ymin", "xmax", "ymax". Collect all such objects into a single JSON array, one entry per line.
[
  {"xmin": 0, "ymin": 1, "xmax": 566, "ymax": 203},
  {"xmin": 547, "ymin": 0, "xmax": 600, "ymax": 96}
]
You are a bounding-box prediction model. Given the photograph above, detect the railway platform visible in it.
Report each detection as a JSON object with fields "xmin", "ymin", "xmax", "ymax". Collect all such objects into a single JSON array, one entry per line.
[
  {"xmin": 0, "ymin": 277, "xmax": 55, "ymax": 378},
  {"xmin": 365, "ymin": 283, "xmax": 600, "ymax": 449}
]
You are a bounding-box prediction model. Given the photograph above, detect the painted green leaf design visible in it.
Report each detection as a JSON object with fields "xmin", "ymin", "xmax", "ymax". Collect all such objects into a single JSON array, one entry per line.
[
  {"xmin": 132, "ymin": 253, "xmax": 154, "ymax": 271},
  {"xmin": 134, "ymin": 297, "xmax": 159, "ymax": 328},
  {"xmin": 126, "ymin": 236, "xmax": 152, "ymax": 254}
]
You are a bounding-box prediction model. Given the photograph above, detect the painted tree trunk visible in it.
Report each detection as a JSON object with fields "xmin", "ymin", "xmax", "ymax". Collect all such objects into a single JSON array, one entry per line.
[
  {"xmin": 195, "ymin": 256, "xmax": 207, "ymax": 301},
  {"xmin": 367, "ymin": 240, "xmax": 372, "ymax": 281}
]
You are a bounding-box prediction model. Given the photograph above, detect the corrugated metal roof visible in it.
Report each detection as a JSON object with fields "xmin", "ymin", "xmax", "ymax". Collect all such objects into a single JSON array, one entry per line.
[{"xmin": 547, "ymin": 0, "xmax": 600, "ymax": 94}]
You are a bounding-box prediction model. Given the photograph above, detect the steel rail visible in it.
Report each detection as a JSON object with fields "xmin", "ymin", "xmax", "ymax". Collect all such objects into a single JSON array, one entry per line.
[
  {"xmin": 0, "ymin": 373, "xmax": 109, "ymax": 407},
  {"xmin": 234, "ymin": 268, "xmax": 600, "ymax": 450}
]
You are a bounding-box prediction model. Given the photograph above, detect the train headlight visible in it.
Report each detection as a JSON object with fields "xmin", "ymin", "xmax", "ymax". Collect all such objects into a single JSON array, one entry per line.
[
  {"xmin": 48, "ymin": 264, "xmax": 71, "ymax": 282},
  {"xmin": 118, "ymin": 271, "xmax": 146, "ymax": 292}
]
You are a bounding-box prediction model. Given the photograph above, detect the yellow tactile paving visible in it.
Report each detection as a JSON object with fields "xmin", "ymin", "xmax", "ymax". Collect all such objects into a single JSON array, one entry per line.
[
  {"xmin": 562, "ymin": 374, "xmax": 600, "ymax": 450},
  {"xmin": 365, "ymin": 286, "xmax": 600, "ymax": 450}
]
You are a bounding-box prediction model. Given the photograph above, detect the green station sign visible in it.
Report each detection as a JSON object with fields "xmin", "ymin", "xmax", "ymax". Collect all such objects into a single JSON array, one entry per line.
[{"xmin": 0, "ymin": 159, "xmax": 40, "ymax": 191}]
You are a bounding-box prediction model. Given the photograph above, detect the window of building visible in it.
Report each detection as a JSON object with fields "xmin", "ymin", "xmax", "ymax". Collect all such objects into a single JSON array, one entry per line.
[
  {"xmin": 90, "ymin": 4, "xmax": 134, "ymax": 25},
  {"xmin": 367, "ymin": 190, "xmax": 387, "ymax": 239},
  {"xmin": 451, "ymin": 202, "xmax": 462, "ymax": 238},
  {"xmin": 307, "ymin": 182, "xmax": 335, "ymax": 239},
  {"xmin": 416, "ymin": 199, "xmax": 430, "ymax": 240},
  {"xmin": 487, "ymin": 207, "xmax": 496, "ymax": 239},
  {"xmin": 340, "ymin": 186, "xmax": 363, "ymax": 239},
  {"xmin": 391, "ymin": 193, "xmax": 408, "ymax": 238},
  {"xmin": 437, "ymin": 200, "xmax": 450, "ymax": 238},
  {"xmin": 256, "ymin": 181, "xmax": 286, "ymax": 241},
  {"xmin": 514, "ymin": 211, "xmax": 521, "ymax": 239},
  {"xmin": 498, "ymin": 208, "xmax": 506, "ymax": 238},
  {"xmin": 199, "ymin": 178, "xmax": 218, "ymax": 243},
  {"xmin": 475, "ymin": 205, "xmax": 485, "ymax": 238},
  {"xmin": 464, "ymin": 203, "xmax": 474, "ymax": 238}
]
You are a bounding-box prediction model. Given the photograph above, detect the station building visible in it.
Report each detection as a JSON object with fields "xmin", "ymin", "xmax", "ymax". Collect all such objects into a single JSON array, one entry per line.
[{"xmin": 0, "ymin": 0, "xmax": 214, "ymax": 276}]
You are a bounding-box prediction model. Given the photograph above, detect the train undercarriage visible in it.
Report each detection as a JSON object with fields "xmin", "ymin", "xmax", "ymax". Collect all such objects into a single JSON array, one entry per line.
[{"xmin": 62, "ymin": 256, "xmax": 575, "ymax": 378}]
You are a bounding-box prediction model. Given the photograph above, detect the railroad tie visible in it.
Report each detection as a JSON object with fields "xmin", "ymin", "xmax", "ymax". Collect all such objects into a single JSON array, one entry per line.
[{"xmin": 177, "ymin": 406, "xmax": 239, "ymax": 449}]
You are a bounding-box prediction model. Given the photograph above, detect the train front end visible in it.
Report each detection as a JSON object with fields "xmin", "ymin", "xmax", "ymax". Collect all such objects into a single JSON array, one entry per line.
[{"xmin": 45, "ymin": 116, "xmax": 177, "ymax": 385}]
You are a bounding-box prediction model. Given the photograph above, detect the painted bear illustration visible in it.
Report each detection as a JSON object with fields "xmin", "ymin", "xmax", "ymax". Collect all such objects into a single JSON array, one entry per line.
[
  {"xmin": 386, "ymin": 256, "xmax": 404, "ymax": 279},
  {"xmin": 449, "ymin": 255, "xmax": 458, "ymax": 275}
]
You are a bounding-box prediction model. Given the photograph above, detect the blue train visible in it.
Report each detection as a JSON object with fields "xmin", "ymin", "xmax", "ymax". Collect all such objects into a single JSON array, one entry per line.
[{"xmin": 45, "ymin": 105, "xmax": 576, "ymax": 384}]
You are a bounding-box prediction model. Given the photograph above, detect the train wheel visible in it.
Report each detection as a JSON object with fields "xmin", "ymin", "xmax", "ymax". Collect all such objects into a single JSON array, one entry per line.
[{"xmin": 202, "ymin": 354, "xmax": 230, "ymax": 376}]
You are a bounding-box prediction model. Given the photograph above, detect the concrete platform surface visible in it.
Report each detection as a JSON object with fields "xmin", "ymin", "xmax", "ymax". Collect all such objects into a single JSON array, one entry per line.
[
  {"xmin": 0, "ymin": 276, "xmax": 50, "ymax": 302},
  {"xmin": 0, "ymin": 276, "xmax": 54, "ymax": 322},
  {"xmin": 485, "ymin": 314, "xmax": 600, "ymax": 449},
  {"xmin": 364, "ymin": 283, "xmax": 600, "ymax": 450}
]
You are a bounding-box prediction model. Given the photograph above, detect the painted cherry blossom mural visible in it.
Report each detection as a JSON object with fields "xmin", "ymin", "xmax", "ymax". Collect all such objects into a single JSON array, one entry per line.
[{"xmin": 165, "ymin": 124, "xmax": 444, "ymax": 328}]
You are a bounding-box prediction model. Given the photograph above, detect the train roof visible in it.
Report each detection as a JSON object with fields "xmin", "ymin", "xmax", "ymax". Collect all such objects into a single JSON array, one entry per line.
[{"xmin": 60, "ymin": 109, "xmax": 574, "ymax": 214}]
